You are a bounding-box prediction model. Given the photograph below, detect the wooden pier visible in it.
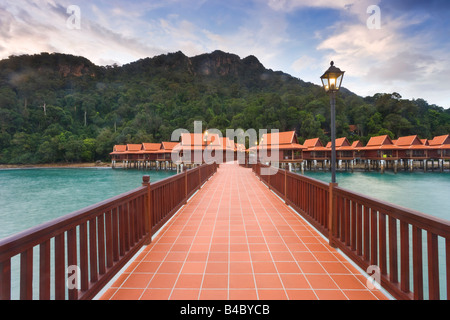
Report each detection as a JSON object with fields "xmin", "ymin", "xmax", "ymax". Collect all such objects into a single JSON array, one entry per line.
[
  {"xmin": 1, "ymin": 162, "xmax": 449, "ymax": 300},
  {"xmin": 99, "ymin": 163, "xmax": 387, "ymax": 300}
]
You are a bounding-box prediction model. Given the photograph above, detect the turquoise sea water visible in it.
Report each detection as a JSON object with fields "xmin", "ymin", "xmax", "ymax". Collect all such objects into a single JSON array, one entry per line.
[
  {"xmin": 0, "ymin": 168, "xmax": 176, "ymax": 240},
  {"xmin": 301, "ymin": 170, "xmax": 450, "ymax": 300},
  {"xmin": 0, "ymin": 167, "xmax": 449, "ymax": 299},
  {"xmin": 1, "ymin": 168, "xmax": 449, "ymax": 240},
  {"xmin": 301, "ymin": 170, "xmax": 450, "ymax": 222}
]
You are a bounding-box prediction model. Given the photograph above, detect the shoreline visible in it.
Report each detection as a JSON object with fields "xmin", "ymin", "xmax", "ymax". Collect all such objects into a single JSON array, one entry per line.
[{"xmin": 0, "ymin": 162, "xmax": 111, "ymax": 169}]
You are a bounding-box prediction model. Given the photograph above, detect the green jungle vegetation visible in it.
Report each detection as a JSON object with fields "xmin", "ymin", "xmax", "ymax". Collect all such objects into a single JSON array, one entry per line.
[{"xmin": 0, "ymin": 50, "xmax": 449, "ymax": 164}]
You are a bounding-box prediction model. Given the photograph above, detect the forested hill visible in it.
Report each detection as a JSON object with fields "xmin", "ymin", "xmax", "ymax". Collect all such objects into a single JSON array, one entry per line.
[{"xmin": 0, "ymin": 51, "xmax": 449, "ymax": 164}]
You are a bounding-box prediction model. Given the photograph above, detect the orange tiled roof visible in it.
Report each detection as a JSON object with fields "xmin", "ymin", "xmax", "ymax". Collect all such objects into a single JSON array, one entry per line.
[
  {"xmin": 260, "ymin": 131, "xmax": 297, "ymax": 146},
  {"xmin": 155, "ymin": 141, "xmax": 180, "ymax": 154},
  {"xmin": 325, "ymin": 137, "xmax": 351, "ymax": 148},
  {"xmin": 161, "ymin": 142, "xmax": 179, "ymax": 151},
  {"xmin": 352, "ymin": 140, "xmax": 363, "ymax": 148},
  {"xmin": 394, "ymin": 135, "xmax": 431, "ymax": 150},
  {"xmin": 429, "ymin": 134, "xmax": 450, "ymax": 146},
  {"xmin": 114, "ymin": 145, "xmax": 127, "ymax": 152},
  {"xmin": 126, "ymin": 144, "xmax": 143, "ymax": 152},
  {"xmin": 110, "ymin": 145, "xmax": 127, "ymax": 155},
  {"xmin": 259, "ymin": 131, "xmax": 304, "ymax": 150},
  {"xmin": 363, "ymin": 135, "xmax": 402, "ymax": 150},
  {"xmin": 303, "ymin": 138, "xmax": 323, "ymax": 149},
  {"xmin": 301, "ymin": 138, "xmax": 327, "ymax": 151},
  {"xmin": 366, "ymin": 135, "xmax": 393, "ymax": 147},
  {"xmin": 142, "ymin": 143, "xmax": 162, "ymax": 151},
  {"xmin": 395, "ymin": 135, "xmax": 422, "ymax": 146}
]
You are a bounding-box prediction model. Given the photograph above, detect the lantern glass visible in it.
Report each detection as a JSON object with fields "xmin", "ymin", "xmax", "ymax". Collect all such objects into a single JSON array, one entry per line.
[{"xmin": 320, "ymin": 61, "xmax": 344, "ymax": 93}]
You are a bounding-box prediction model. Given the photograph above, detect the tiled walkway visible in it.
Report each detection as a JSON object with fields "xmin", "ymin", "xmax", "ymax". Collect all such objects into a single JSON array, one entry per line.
[{"xmin": 99, "ymin": 163, "xmax": 388, "ymax": 300}]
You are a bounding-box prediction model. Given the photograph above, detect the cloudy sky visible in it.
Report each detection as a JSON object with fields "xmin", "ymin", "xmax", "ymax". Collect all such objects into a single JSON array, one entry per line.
[{"xmin": 1, "ymin": 0, "xmax": 449, "ymax": 108}]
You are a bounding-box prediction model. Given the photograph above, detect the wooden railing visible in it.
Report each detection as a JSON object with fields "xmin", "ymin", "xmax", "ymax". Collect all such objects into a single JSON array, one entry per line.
[
  {"xmin": 253, "ymin": 162, "xmax": 450, "ymax": 300},
  {"xmin": 0, "ymin": 163, "xmax": 217, "ymax": 300}
]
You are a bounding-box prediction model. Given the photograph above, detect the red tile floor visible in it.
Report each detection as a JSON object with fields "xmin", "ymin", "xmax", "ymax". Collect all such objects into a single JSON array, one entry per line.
[{"xmin": 99, "ymin": 163, "xmax": 389, "ymax": 300}]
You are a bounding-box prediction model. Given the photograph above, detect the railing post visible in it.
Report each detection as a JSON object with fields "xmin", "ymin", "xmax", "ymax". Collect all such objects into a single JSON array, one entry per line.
[
  {"xmin": 142, "ymin": 175, "xmax": 152, "ymax": 245},
  {"xmin": 199, "ymin": 164, "xmax": 201, "ymax": 189},
  {"xmin": 0, "ymin": 260, "xmax": 11, "ymax": 300},
  {"xmin": 185, "ymin": 168, "xmax": 188, "ymax": 203},
  {"xmin": 328, "ymin": 182, "xmax": 338, "ymax": 248},
  {"xmin": 284, "ymin": 168, "xmax": 287, "ymax": 203}
]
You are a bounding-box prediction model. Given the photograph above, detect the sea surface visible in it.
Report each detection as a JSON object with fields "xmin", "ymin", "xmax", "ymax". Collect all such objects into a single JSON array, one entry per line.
[
  {"xmin": 0, "ymin": 167, "xmax": 177, "ymax": 240},
  {"xmin": 300, "ymin": 170, "xmax": 450, "ymax": 222},
  {"xmin": 0, "ymin": 167, "xmax": 449, "ymax": 299},
  {"xmin": 301, "ymin": 169, "xmax": 450, "ymax": 300},
  {"xmin": 1, "ymin": 167, "xmax": 449, "ymax": 240}
]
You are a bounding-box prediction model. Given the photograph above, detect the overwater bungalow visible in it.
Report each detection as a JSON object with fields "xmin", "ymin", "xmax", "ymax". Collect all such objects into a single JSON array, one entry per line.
[
  {"xmin": 395, "ymin": 135, "xmax": 429, "ymax": 160},
  {"xmin": 110, "ymin": 145, "xmax": 127, "ymax": 163},
  {"xmin": 351, "ymin": 140, "xmax": 364, "ymax": 160},
  {"xmin": 429, "ymin": 134, "xmax": 450, "ymax": 160},
  {"xmin": 155, "ymin": 141, "xmax": 179, "ymax": 161},
  {"xmin": 110, "ymin": 142, "xmax": 175, "ymax": 169},
  {"xmin": 302, "ymin": 138, "xmax": 329, "ymax": 161},
  {"xmin": 176, "ymin": 132, "xmax": 235, "ymax": 165},
  {"xmin": 359, "ymin": 135, "xmax": 402, "ymax": 171},
  {"xmin": 360, "ymin": 135, "xmax": 400, "ymax": 161},
  {"xmin": 257, "ymin": 131, "xmax": 305, "ymax": 166},
  {"xmin": 140, "ymin": 143, "xmax": 162, "ymax": 161},
  {"xmin": 110, "ymin": 132, "xmax": 449, "ymax": 172},
  {"xmin": 325, "ymin": 137, "xmax": 356, "ymax": 161},
  {"xmin": 124, "ymin": 144, "xmax": 143, "ymax": 162},
  {"xmin": 324, "ymin": 137, "xmax": 359, "ymax": 171},
  {"xmin": 177, "ymin": 133, "xmax": 209, "ymax": 165}
]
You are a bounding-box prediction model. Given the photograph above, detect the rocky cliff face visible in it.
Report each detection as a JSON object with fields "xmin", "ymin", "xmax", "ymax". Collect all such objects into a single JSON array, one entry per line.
[
  {"xmin": 123, "ymin": 49, "xmax": 269, "ymax": 80},
  {"xmin": 190, "ymin": 50, "xmax": 266, "ymax": 78},
  {"xmin": 0, "ymin": 50, "xmax": 303, "ymax": 93},
  {"xmin": 0, "ymin": 52, "xmax": 97, "ymax": 81},
  {"xmin": 58, "ymin": 63, "xmax": 91, "ymax": 77},
  {"xmin": 190, "ymin": 50, "xmax": 243, "ymax": 76}
]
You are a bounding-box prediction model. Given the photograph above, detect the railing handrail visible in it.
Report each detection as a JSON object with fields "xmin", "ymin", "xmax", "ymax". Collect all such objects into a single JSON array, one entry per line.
[
  {"xmin": 334, "ymin": 185, "xmax": 450, "ymax": 237},
  {"xmin": 285, "ymin": 169, "xmax": 329, "ymax": 190},
  {"xmin": 260, "ymin": 163, "xmax": 450, "ymax": 236},
  {"xmin": 0, "ymin": 164, "xmax": 213, "ymax": 252},
  {"xmin": 0, "ymin": 162, "xmax": 218, "ymax": 300},
  {"xmin": 252, "ymin": 162, "xmax": 450, "ymax": 300},
  {"xmin": 0, "ymin": 186, "xmax": 146, "ymax": 259}
]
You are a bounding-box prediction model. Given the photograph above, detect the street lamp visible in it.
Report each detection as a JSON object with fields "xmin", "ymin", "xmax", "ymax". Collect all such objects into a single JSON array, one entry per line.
[{"xmin": 321, "ymin": 61, "xmax": 345, "ymax": 184}]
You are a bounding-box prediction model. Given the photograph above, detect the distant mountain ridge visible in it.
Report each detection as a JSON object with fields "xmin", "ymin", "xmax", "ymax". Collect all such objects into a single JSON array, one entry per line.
[{"xmin": 0, "ymin": 50, "xmax": 448, "ymax": 164}]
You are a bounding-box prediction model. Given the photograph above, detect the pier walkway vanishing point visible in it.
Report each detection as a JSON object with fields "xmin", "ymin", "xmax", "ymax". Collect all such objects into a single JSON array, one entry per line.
[{"xmin": 98, "ymin": 163, "xmax": 388, "ymax": 300}]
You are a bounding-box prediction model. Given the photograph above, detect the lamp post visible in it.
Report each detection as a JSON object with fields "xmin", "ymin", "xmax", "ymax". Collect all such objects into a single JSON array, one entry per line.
[{"xmin": 320, "ymin": 61, "xmax": 345, "ymax": 184}]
